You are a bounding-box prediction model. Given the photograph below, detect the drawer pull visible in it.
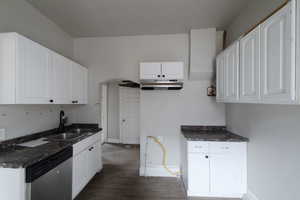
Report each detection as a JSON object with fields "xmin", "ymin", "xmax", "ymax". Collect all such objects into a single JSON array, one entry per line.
[
  {"xmin": 221, "ymin": 147, "xmax": 230, "ymax": 150},
  {"xmin": 194, "ymin": 146, "xmax": 203, "ymax": 148}
]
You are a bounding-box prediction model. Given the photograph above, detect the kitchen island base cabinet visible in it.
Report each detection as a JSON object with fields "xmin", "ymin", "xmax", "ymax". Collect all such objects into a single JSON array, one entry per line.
[
  {"xmin": 72, "ymin": 132, "xmax": 103, "ymax": 199},
  {"xmin": 181, "ymin": 139, "xmax": 247, "ymax": 198}
]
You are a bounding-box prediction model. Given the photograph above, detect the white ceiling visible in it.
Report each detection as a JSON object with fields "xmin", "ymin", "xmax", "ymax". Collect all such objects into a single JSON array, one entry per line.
[{"xmin": 26, "ymin": 0, "xmax": 248, "ymax": 37}]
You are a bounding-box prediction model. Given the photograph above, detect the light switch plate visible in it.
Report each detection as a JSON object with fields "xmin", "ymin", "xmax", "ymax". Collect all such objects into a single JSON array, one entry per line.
[{"xmin": 0, "ymin": 129, "xmax": 6, "ymax": 141}]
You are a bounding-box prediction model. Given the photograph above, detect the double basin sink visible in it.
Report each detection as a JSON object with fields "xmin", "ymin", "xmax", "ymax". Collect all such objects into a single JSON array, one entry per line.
[{"xmin": 46, "ymin": 128, "xmax": 94, "ymax": 142}]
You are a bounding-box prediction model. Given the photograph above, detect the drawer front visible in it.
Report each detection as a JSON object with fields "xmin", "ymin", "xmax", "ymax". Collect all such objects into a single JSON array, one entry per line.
[
  {"xmin": 73, "ymin": 132, "xmax": 101, "ymax": 156},
  {"xmin": 210, "ymin": 142, "xmax": 246, "ymax": 154},
  {"xmin": 188, "ymin": 142, "xmax": 209, "ymax": 153}
]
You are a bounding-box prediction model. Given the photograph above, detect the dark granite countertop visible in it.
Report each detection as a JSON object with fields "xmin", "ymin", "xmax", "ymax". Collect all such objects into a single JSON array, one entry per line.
[
  {"xmin": 0, "ymin": 124, "xmax": 102, "ymax": 169},
  {"xmin": 181, "ymin": 126, "xmax": 249, "ymax": 142}
]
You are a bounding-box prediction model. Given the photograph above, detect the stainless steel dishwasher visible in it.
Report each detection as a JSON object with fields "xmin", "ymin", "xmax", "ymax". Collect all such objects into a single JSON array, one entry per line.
[{"xmin": 26, "ymin": 146, "xmax": 73, "ymax": 200}]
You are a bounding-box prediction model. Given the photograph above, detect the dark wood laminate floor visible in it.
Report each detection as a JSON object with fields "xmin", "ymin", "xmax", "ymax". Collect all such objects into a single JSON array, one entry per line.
[{"xmin": 75, "ymin": 144, "xmax": 239, "ymax": 200}]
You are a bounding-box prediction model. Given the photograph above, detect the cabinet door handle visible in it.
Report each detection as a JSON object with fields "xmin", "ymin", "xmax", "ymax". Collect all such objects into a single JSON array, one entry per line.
[
  {"xmin": 157, "ymin": 75, "xmax": 161, "ymax": 78},
  {"xmin": 162, "ymin": 75, "xmax": 165, "ymax": 78},
  {"xmin": 89, "ymin": 147, "xmax": 94, "ymax": 151},
  {"xmin": 49, "ymin": 99, "xmax": 54, "ymax": 103},
  {"xmin": 221, "ymin": 147, "xmax": 230, "ymax": 150},
  {"xmin": 205, "ymin": 155, "xmax": 209, "ymax": 159}
]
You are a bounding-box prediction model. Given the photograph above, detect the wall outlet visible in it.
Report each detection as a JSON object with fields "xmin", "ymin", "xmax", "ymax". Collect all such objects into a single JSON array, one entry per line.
[{"xmin": 0, "ymin": 129, "xmax": 5, "ymax": 141}]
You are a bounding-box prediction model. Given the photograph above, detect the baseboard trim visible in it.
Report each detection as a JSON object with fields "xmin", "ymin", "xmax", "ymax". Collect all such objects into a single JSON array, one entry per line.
[
  {"xmin": 243, "ymin": 190, "xmax": 259, "ymax": 200},
  {"xmin": 107, "ymin": 138, "xmax": 120, "ymax": 143},
  {"xmin": 139, "ymin": 165, "xmax": 180, "ymax": 177},
  {"xmin": 187, "ymin": 191, "xmax": 244, "ymax": 198}
]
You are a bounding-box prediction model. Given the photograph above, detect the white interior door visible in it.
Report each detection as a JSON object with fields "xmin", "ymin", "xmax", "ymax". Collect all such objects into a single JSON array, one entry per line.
[{"xmin": 119, "ymin": 87, "xmax": 140, "ymax": 144}]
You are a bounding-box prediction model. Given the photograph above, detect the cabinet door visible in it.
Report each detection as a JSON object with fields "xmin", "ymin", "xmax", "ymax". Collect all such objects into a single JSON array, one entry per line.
[
  {"xmin": 140, "ymin": 62, "xmax": 162, "ymax": 80},
  {"xmin": 224, "ymin": 42, "xmax": 239, "ymax": 101},
  {"xmin": 188, "ymin": 153, "xmax": 210, "ymax": 195},
  {"xmin": 88, "ymin": 141, "xmax": 102, "ymax": 179},
  {"xmin": 16, "ymin": 35, "xmax": 51, "ymax": 104},
  {"xmin": 72, "ymin": 149, "xmax": 89, "ymax": 199},
  {"xmin": 240, "ymin": 27, "xmax": 260, "ymax": 102},
  {"xmin": 161, "ymin": 62, "xmax": 184, "ymax": 80},
  {"xmin": 210, "ymin": 154, "xmax": 244, "ymax": 195},
  {"xmin": 50, "ymin": 52, "xmax": 72, "ymax": 104},
  {"xmin": 71, "ymin": 63, "xmax": 88, "ymax": 104},
  {"xmin": 260, "ymin": 2, "xmax": 295, "ymax": 103},
  {"xmin": 216, "ymin": 53, "xmax": 225, "ymax": 101},
  {"xmin": 210, "ymin": 142, "xmax": 247, "ymax": 196}
]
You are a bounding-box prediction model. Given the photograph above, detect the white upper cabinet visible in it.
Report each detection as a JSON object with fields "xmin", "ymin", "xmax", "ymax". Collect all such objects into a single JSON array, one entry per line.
[
  {"xmin": 140, "ymin": 62, "xmax": 184, "ymax": 80},
  {"xmin": 140, "ymin": 62, "xmax": 162, "ymax": 80},
  {"xmin": 16, "ymin": 34, "xmax": 51, "ymax": 104},
  {"xmin": 224, "ymin": 42, "xmax": 239, "ymax": 102},
  {"xmin": 50, "ymin": 52, "xmax": 72, "ymax": 104},
  {"xmin": 161, "ymin": 62, "xmax": 184, "ymax": 80},
  {"xmin": 260, "ymin": 2, "xmax": 295, "ymax": 103},
  {"xmin": 240, "ymin": 27, "xmax": 261, "ymax": 102},
  {"xmin": 0, "ymin": 32, "xmax": 88, "ymax": 105},
  {"xmin": 217, "ymin": 1, "xmax": 297, "ymax": 104},
  {"xmin": 216, "ymin": 52, "xmax": 225, "ymax": 101},
  {"xmin": 71, "ymin": 63, "xmax": 88, "ymax": 104}
]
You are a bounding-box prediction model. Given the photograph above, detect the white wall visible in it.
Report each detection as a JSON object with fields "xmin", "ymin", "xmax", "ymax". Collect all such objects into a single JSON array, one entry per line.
[
  {"xmin": 74, "ymin": 34, "xmax": 226, "ymax": 174},
  {"xmin": 226, "ymin": 0, "xmax": 286, "ymax": 45},
  {"xmin": 226, "ymin": 0, "xmax": 300, "ymax": 200},
  {"xmin": 107, "ymin": 82, "xmax": 120, "ymax": 141},
  {"xmin": 0, "ymin": 0, "xmax": 74, "ymax": 58},
  {"xmin": 0, "ymin": 0, "xmax": 76, "ymax": 140}
]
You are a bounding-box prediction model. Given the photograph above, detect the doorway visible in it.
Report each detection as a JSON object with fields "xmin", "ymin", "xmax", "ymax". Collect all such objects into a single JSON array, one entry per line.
[{"xmin": 102, "ymin": 80, "xmax": 140, "ymax": 145}]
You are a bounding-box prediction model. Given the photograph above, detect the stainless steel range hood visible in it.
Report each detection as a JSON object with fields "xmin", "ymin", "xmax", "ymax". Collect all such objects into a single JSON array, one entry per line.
[{"xmin": 140, "ymin": 80, "xmax": 183, "ymax": 90}]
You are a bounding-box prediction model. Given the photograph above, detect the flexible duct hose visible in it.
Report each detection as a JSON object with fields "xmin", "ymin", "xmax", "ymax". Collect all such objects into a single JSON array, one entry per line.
[{"xmin": 147, "ymin": 136, "xmax": 180, "ymax": 177}]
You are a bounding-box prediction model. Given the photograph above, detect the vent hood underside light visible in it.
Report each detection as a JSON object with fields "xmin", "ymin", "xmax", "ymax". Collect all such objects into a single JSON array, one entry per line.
[{"xmin": 140, "ymin": 81, "xmax": 183, "ymax": 90}]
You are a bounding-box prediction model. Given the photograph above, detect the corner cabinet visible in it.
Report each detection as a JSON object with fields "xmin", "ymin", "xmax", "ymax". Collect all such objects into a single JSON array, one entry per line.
[
  {"xmin": 217, "ymin": 1, "xmax": 297, "ymax": 104},
  {"xmin": 0, "ymin": 32, "xmax": 88, "ymax": 105}
]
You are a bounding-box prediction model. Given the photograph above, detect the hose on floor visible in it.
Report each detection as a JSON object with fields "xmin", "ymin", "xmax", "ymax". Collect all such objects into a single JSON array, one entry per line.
[{"xmin": 146, "ymin": 136, "xmax": 180, "ymax": 177}]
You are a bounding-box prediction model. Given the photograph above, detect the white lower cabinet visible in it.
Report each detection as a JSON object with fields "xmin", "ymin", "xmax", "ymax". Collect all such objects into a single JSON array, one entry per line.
[
  {"xmin": 181, "ymin": 141, "xmax": 247, "ymax": 198},
  {"xmin": 72, "ymin": 133, "xmax": 103, "ymax": 199},
  {"xmin": 188, "ymin": 153, "xmax": 210, "ymax": 194}
]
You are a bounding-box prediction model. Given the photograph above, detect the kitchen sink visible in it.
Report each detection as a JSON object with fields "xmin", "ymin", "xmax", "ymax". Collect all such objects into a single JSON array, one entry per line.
[
  {"xmin": 67, "ymin": 128, "xmax": 93, "ymax": 134},
  {"xmin": 46, "ymin": 132, "xmax": 85, "ymax": 141}
]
